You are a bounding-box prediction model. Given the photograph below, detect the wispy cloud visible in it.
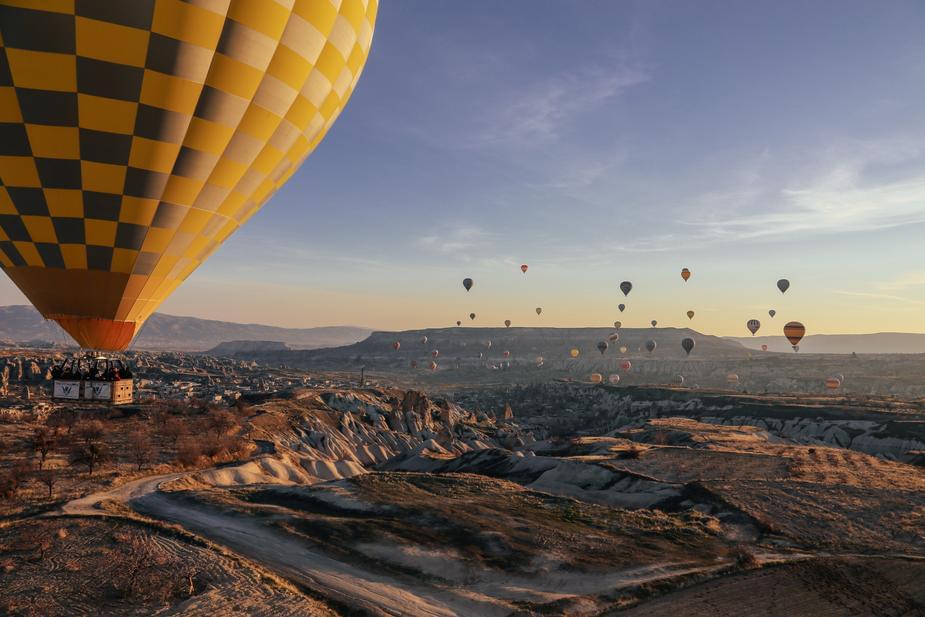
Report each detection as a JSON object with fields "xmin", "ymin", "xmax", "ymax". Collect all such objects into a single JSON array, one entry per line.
[
  {"xmin": 681, "ymin": 140, "xmax": 925, "ymax": 242},
  {"xmin": 832, "ymin": 290, "xmax": 925, "ymax": 305},
  {"xmin": 415, "ymin": 224, "xmax": 494, "ymax": 256},
  {"xmin": 466, "ymin": 65, "xmax": 648, "ymax": 149},
  {"xmin": 878, "ymin": 271, "xmax": 925, "ymax": 292}
]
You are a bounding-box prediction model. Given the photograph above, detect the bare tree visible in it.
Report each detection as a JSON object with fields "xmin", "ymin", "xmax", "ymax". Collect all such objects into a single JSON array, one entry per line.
[
  {"xmin": 35, "ymin": 467, "xmax": 58, "ymax": 499},
  {"xmin": 161, "ymin": 417, "xmax": 187, "ymax": 448},
  {"xmin": 175, "ymin": 437, "xmax": 201, "ymax": 468},
  {"xmin": 206, "ymin": 409, "xmax": 237, "ymax": 436},
  {"xmin": 1, "ymin": 461, "xmax": 32, "ymax": 500},
  {"xmin": 69, "ymin": 423, "xmax": 109, "ymax": 477},
  {"xmin": 70, "ymin": 442, "xmax": 109, "ymax": 476},
  {"xmin": 127, "ymin": 427, "xmax": 156, "ymax": 471},
  {"xmin": 28, "ymin": 426, "xmax": 55, "ymax": 470}
]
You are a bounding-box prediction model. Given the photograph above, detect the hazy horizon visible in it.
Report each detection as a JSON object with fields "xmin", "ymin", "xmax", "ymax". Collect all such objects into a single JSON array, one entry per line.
[{"xmin": 1, "ymin": 1, "xmax": 922, "ymax": 338}]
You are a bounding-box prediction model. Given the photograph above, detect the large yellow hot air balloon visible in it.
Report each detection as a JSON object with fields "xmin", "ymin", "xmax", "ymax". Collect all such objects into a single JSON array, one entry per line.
[{"xmin": 0, "ymin": 0, "xmax": 378, "ymax": 350}]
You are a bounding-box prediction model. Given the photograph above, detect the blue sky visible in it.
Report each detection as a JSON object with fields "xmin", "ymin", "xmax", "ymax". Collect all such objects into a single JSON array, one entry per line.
[{"xmin": 4, "ymin": 1, "xmax": 924, "ymax": 335}]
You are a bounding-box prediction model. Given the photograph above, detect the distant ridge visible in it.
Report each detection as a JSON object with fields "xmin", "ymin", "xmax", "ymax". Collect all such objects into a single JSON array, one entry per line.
[
  {"xmin": 729, "ymin": 332, "xmax": 925, "ymax": 354},
  {"xmin": 0, "ymin": 305, "xmax": 371, "ymax": 352}
]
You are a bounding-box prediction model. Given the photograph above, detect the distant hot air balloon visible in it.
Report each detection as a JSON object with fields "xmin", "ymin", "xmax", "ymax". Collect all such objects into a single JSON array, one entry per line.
[
  {"xmin": 456, "ymin": 320, "xmax": 462, "ymax": 327},
  {"xmin": 619, "ymin": 346, "xmax": 628, "ymax": 353},
  {"xmin": 777, "ymin": 279, "xmax": 790, "ymax": 294},
  {"xmin": 392, "ymin": 341, "xmax": 401, "ymax": 351},
  {"xmin": 503, "ymin": 351, "xmax": 511, "ymax": 358},
  {"xmin": 620, "ymin": 360, "xmax": 632, "ymax": 371},
  {"xmin": 430, "ymin": 361, "xmax": 438, "ymax": 371},
  {"xmin": 597, "ymin": 341, "xmax": 609, "ymax": 354},
  {"xmin": 835, "ymin": 373, "xmax": 845, "ymax": 383},
  {"xmin": 536, "ymin": 307, "xmax": 542, "ymax": 315},
  {"xmin": 470, "ymin": 313, "xmax": 476, "ymax": 321},
  {"xmin": 645, "ymin": 339, "xmax": 657, "ymax": 353},
  {"xmin": 570, "ymin": 348, "xmax": 580, "ymax": 358},
  {"xmin": 521, "ymin": 264, "xmax": 529, "ymax": 274},
  {"xmin": 478, "ymin": 352, "xmax": 484, "ymax": 359},
  {"xmin": 793, "ymin": 345, "xmax": 800, "ymax": 352},
  {"xmin": 432, "ymin": 350, "xmax": 439, "ymax": 358},
  {"xmin": 677, "ymin": 375, "xmax": 685, "ymax": 386},
  {"xmin": 0, "ymin": 1, "xmax": 380, "ymax": 351},
  {"xmin": 761, "ymin": 344, "xmax": 768, "ymax": 352},
  {"xmin": 727, "ymin": 373, "xmax": 740, "ymax": 384},
  {"xmin": 687, "ymin": 311, "xmax": 695, "ymax": 320},
  {"xmin": 651, "ymin": 320, "xmax": 658, "ymax": 327},
  {"xmin": 618, "ymin": 304, "xmax": 626, "ymax": 313},
  {"xmin": 504, "ymin": 320, "xmax": 512, "ymax": 328},
  {"xmin": 410, "ymin": 360, "xmax": 418, "ymax": 368},
  {"xmin": 463, "ymin": 278, "xmax": 473, "ymax": 292},
  {"xmin": 681, "ymin": 337, "xmax": 695, "ymax": 356},
  {"xmin": 681, "ymin": 268, "xmax": 691, "ymax": 282},
  {"xmin": 608, "ymin": 333, "xmax": 620, "ymax": 342},
  {"xmin": 608, "ymin": 374, "xmax": 621, "ymax": 385},
  {"xmin": 825, "ymin": 377, "xmax": 841, "ymax": 390},
  {"xmin": 590, "ymin": 373, "xmax": 603, "ymax": 384},
  {"xmin": 620, "ymin": 281, "xmax": 633, "ymax": 296},
  {"xmin": 784, "ymin": 321, "xmax": 805, "ymax": 350},
  {"xmin": 769, "ymin": 309, "xmax": 777, "ymax": 318},
  {"xmin": 421, "ymin": 336, "xmax": 428, "ymax": 345},
  {"xmin": 747, "ymin": 319, "xmax": 761, "ymax": 336},
  {"xmin": 536, "ymin": 356, "xmax": 544, "ymax": 367},
  {"xmin": 613, "ymin": 321, "xmax": 623, "ymax": 330}
]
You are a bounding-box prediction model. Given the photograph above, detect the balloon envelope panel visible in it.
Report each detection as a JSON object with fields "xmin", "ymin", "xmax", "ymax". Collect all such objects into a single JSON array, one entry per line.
[{"xmin": 0, "ymin": 0, "xmax": 378, "ymax": 349}]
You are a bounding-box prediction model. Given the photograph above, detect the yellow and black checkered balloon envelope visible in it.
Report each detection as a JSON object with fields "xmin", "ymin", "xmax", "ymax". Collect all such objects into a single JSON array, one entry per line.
[{"xmin": 0, "ymin": 0, "xmax": 377, "ymax": 350}]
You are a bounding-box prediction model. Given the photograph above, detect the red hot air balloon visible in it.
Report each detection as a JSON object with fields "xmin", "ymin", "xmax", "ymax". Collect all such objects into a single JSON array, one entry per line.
[
  {"xmin": 392, "ymin": 341, "xmax": 401, "ymax": 351},
  {"xmin": 620, "ymin": 360, "xmax": 632, "ymax": 372},
  {"xmin": 503, "ymin": 351, "xmax": 511, "ymax": 358},
  {"xmin": 432, "ymin": 350, "xmax": 439, "ymax": 358},
  {"xmin": 521, "ymin": 264, "xmax": 529, "ymax": 273}
]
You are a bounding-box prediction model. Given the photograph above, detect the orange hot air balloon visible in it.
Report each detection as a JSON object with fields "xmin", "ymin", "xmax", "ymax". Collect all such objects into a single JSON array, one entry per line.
[
  {"xmin": 620, "ymin": 360, "xmax": 632, "ymax": 371},
  {"xmin": 504, "ymin": 319, "xmax": 512, "ymax": 328},
  {"xmin": 430, "ymin": 361, "xmax": 438, "ymax": 371},
  {"xmin": 784, "ymin": 321, "xmax": 806, "ymax": 349},
  {"xmin": 569, "ymin": 348, "xmax": 580, "ymax": 358},
  {"xmin": 727, "ymin": 373, "xmax": 740, "ymax": 384},
  {"xmin": 681, "ymin": 268, "xmax": 691, "ymax": 282},
  {"xmin": 520, "ymin": 264, "xmax": 528, "ymax": 273},
  {"xmin": 0, "ymin": 2, "xmax": 379, "ymax": 350},
  {"xmin": 687, "ymin": 310, "xmax": 695, "ymax": 320},
  {"xmin": 590, "ymin": 373, "xmax": 603, "ymax": 384},
  {"xmin": 392, "ymin": 341, "xmax": 401, "ymax": 351},
  {"xmin": 825, "ymin": 377, "xmax": 841, "ymax": 390}
]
